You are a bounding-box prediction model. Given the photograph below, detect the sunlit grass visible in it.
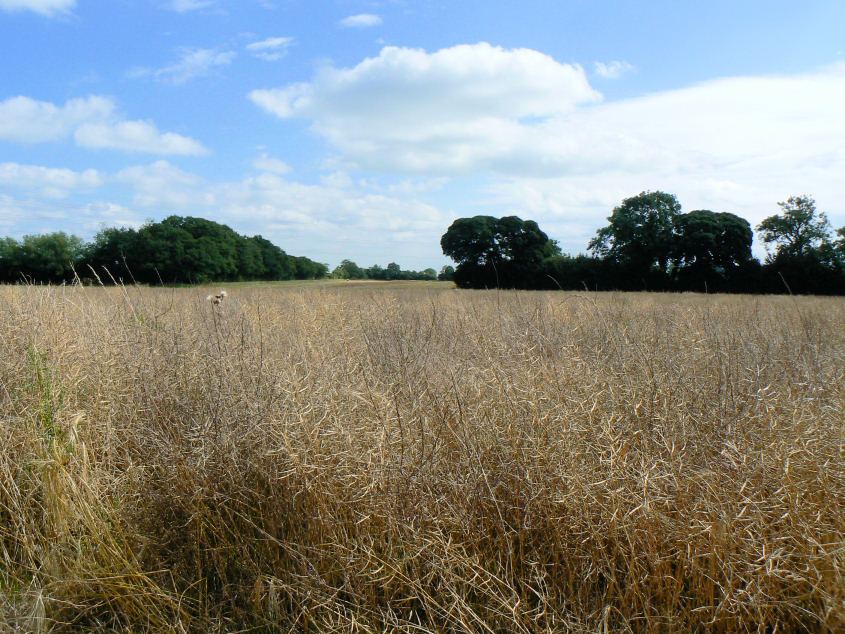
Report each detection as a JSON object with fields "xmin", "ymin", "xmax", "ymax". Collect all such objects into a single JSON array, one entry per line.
[{"xmin": 1, "ymin": 282, "xmax": 842, "ymax": 631}]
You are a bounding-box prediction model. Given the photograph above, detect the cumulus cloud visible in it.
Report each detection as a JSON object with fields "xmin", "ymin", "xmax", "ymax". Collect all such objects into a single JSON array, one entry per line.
[
  {"xmin": 131, "ymin": 48, "xmax": 236, "ymax": 84},
  {"xmin": 594, "ymin": 60, "xmax": 635, "ymax": 79},
  {"xmin": 484, "ymin": 63, "xmax": 845, "ymax": 254},
  {"xmin": 249, "ymin": 44, "xmax": 845, "ymax": 250},
  {"xmin": 0, "ymin": 0, "xmax": 74, "ymax": 16},
  {"xmin": 246, "ymin": 36, "xmax": 293, "ymax": 61},
  {"xmin": 338, "ymin": 13, "xmax": 382, "ymax": 28},
  {"xmin": 249, "ymin": 42, "xmax": 601, "ymax": 174},
  {"xmin": 75, "ymin": 120, "xmax": 208, "ymax": 155},
  {"xmin": 0, "ymin": 162, "xmax": 103, "ymax": 197},
  {"xmin": 0, "ymin": 95, "xmax": 207, "ymax": 155},
  {"xmin": 0, "ymin": 95, "xmax": 114, "ymax": 143}
]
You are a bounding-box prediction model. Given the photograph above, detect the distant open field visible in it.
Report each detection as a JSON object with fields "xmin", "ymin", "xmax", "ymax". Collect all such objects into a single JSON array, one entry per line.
[{"xmin": 1, "ymin": 282, "xmax": 843, "ymax": 632}]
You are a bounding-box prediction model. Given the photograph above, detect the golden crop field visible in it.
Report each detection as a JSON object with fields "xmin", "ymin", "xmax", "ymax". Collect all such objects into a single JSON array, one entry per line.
[{"xmin": 1, "ymin": 282, "xmax": 843, "ymax": 632}]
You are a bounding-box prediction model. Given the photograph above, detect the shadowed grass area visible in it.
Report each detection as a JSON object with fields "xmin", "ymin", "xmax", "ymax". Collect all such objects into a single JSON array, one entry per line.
[{"xmin": 1, "ymin": 282, "xmax": 843, "ymax": 631}]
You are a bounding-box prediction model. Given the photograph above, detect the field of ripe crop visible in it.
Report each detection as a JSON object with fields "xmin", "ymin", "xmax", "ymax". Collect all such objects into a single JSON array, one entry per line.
[{"xmin": 1, "ymin": 282, "xmax": 843, "ymax": 632}]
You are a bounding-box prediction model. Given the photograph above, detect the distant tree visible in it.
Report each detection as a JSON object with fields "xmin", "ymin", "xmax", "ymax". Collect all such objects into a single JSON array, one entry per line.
[
  {"xmin": 385, "ymin": 262, "xmax": 402, "ymax": 280},
  {"xmin": 366, "ymin": 264, "xmax": 386, "ymax": 280},
  {"xmin": 438, "ymin": 265, "xmax": 455, "ymax": 281},
  {"xmin": 835, "ymin": 226, "xmax": 845, "ymax": 262},
  {"xmin": 331, "ymin": 259, "xmax": 365, "ymax": 279},
  {"xmin": 757, "ymin": 195, "xmax": 832, "ymax": 262},
  {"xmin": 421, "ymin": 268, "xmax": 437, "ymax": 280},
  {"xmin": 589, "ymin": 191, "xmax": 682, "ymax": 274},
  {"xmin": 292, "ymin": 256, "xmax": 328, "ymax": 279},
  {"xmin": 249, "ymin": 235, "xmax": 294, "ymax": 280}
]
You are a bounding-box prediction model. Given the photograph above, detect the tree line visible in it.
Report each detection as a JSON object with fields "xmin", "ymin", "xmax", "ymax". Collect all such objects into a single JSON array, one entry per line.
[
  {"xmin": 329, "ymin": 259, "xmax": 439, "ymax": 281},
  {"xmin": 441, "ymin": 192, "xmax": 845, "ymax": 294},
  {"xmin": 0, "ymin": 216, "xmax": 328, "ymax": 285}
]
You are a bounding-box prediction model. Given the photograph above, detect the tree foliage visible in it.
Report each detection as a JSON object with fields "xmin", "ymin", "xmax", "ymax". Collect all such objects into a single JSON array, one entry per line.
[
  {"xmin": 757, "ymin": 195, "xmax": 832, "ymax": 261},
  {"xmin": 441, "ymin": 215, "xmax": 560, "ymax": 288},
  {"xmin": 441, "ymin": 215, "xmax": 559, "ymax": 268},
  {"xmin": 330, "ymin": 260, "xmax": 437, "ymax": 281},
  {"xmin": 673, "ymin": 210, "xmax": 753, "ymax": 270},
  {"xmin": 588, "ymin": 191, "xmax": 682, "ymax": 273},
  {"xmin": 444, "ymin": 194, "xmax": 845, "ymax": 294},
  {"xmin": 0, "ymin": 232, "xmax": 85, "ymax": 283},
  {"xmin": 0, "ymin": 216, "xmax": 326, "ymax": 285}
]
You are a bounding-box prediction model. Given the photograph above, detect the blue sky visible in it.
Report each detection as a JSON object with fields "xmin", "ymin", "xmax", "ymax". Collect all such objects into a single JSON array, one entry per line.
[{"xmin": 2, "ymin": 0, "xmax": 844, "ymax": 269}]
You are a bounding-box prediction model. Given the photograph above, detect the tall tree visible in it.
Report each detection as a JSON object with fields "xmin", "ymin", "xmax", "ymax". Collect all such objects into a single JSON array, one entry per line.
[
  {"xmin": 673, "ymin": 210, "xmax": 753, "ymax": 270},
  {"xmin": 441, "ymin": 216, "xmax": 559, "ymax": 268},
  {"xmin": 441, "ymin": 215, "xmax": 559, "ymax": 288},
  {"xmin": 757, "ymin": 195, "xmax": 831, "ymax": 261},
  {"xmin": 589, "ymin": 191, "xmax": 682, "ymax": 273}
]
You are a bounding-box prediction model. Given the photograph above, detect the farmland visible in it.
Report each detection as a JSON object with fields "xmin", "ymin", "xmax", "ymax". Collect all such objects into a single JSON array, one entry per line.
[{"xmin": 1, "ymin": 282, "xmax": 843, "ymax": 631}]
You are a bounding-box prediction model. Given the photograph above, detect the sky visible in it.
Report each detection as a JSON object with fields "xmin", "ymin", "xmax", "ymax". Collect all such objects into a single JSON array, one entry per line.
[{"xmin": 1, "ymin": 0, "xmax": 844, "ymax": 270}]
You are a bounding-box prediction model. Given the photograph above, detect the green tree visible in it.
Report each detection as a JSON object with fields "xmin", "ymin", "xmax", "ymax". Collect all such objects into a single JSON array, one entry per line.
[
  {"xmin": 673, "ymin": 210, "xmax": 753, "ymax": 270},
  {"xmin": 84, "ymin": 226, "xmax": 139, "ymax": 281},
  {"xmin": 757, "ymin": 195, "xmax": 831, "ymax": 262},
  {"xmin": 589, "ymin": 191, "xmax": 682, "ymax": 273},
  {"xmin": 292, "ymin": 256, "xmax": 328, "ymax": 279},
  {"xmin": 441, "ymin": 215, "xmax": 560, "ymax": 288},
  {"xmin": 332, "ymin": 259, "xmax": 365, "ymax": 279},
  {"xmin": 1, "ymin": 233, "xmax": 85, "ymax": 283},
  {"xmin": 438, "ymin": 265, "xmax": 455, "ymax": 281},
  {"xmin": 441, "ymin": 216, "xmax": 559, "ymax": 268},
  {"xmin": 385, "ymin": 262, "xmax": 402, "ymax": 280}
]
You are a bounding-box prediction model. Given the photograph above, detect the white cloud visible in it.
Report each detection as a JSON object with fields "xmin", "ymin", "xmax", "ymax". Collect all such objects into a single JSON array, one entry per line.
[
  {"xmin": 246, "ymin": 36, "xmax": 293, "ymax": 61},
  {"xmin": 249, "ymin": 42, "xmax": 601, "ymax": 174},
  {"xmin": 0, "ymin": 95, "xmax": 114, "ymax": 143},
  {"xmin": 594, "ymin": 60, "xmax": 634, "ymax": 79},
  {"xmin": 484, "ymin": 63, "xmax": 845, "ymax": 254},
  {"xmin": 338, "ymin": 13, "xmax": 382, "ymax": 28},
  {"xmin": 75, "ymin": 120, "xmax": 208, "ymax": 155},
  {"xmin": 0, "ymin": 162, "xmax": 103, "ymax": 197},
  {"xmin": 0, "ymin": 0, "xmax": 74, "ymax": 16},
  {"xmin": 252, "ymin": 153, "xmax": 291, "ymax": 174},
  {"xmin": 167, "ymin": 0, "xmax": 214, "ymax": 12},
  {"xmin": 249, "ymin": 45, "xmax": 845, "ymax": 252},
  {"xmin": 115, "ymin": 160, "xmax": 211, "ymax": 207},
  {"xmin": 0, "ymin": 95, "xmax": 207, "ymax": 155},
  {"xmin": 132, "ymin": 48, "xmax": 236, "ymax": 84}
]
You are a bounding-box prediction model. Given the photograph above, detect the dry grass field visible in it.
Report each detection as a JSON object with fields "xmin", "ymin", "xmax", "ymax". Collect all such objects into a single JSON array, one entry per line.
[{"xmin": 0, "ymin": 281, "xmax": 843, "ymax": 632}]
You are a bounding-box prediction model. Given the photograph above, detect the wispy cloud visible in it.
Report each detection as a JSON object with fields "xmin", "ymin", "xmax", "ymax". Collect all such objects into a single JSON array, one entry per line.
[
  {"xmin": 0, "ymin": 0, "xmax": 74, "ymax": 17},
  {"xmin": 246, "ymin": 36, "xmax": 293, "ymax": 62},
  {"xmin": 253, "ymin": 153, "xmax": 291, "ymax": 174},
  {"xmin": 167, "ymin": 0, "xmax": 214, "ymax": 12},
  {"xmin": 130, "ymin": 48, "xmax": 236, "ymax": 84},
  {"xmin": 338, "ymin": 13, "xmax": 382, "ymax": 28},
  {"xmin": 594, "ymin": 60, "xmax": 635, "ymax": 79}
]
